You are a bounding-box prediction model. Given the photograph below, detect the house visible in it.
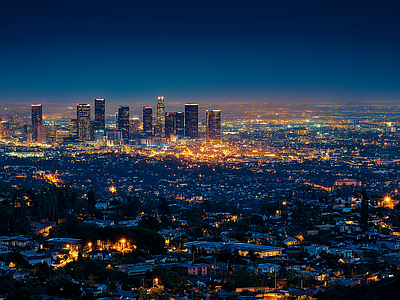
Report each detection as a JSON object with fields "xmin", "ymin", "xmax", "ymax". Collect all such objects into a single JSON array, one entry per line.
[
  {"xmin": 179, "ymin": 263, "xmax": 213, "ymax": 277},
  {"xmin": 307, "ymin": 230, "xmax": 319, "ymax": 236},
  {"xmin": 282, "ymin": 237, "xmax": 300, "ymax": 247},
  {"xmin": 304, "ymin": 245, "xmax": 329, "ymax": 256},
  {"xmin": 247, "ymin": 232, "xmax": 276, "ymax": 244},
  {"xmin": 256, "ymin": 263, "xmax": 280, "ymax": 274},
  {"xmin": 139, "ymin": 255, "xmax": 176, "ymax": 264},
  {"xmin": 83, "ymin": 220, "xmax": 115, "ymax": 228},
  {"xmin": 46, "ymin": 238, "xmax": 81, "ymax": 251},
  {"xmin": 116, "ymin": 263, "xmax": 156, "ymax": 275},
  {"xmin": 139, "ymin": 256, "xmax": 156, "ymax": 264},
  {"xmin": 355, "ymin": 272, "xmax": 379, "ymax": 284},
  {"xmin": 30, "ymin": 222, "xmax": 56, "ymax": 236},
  {"xmin": 377, "ymin": 239, "xmax": 400, "ymax": 251},
  {"xmin": 0, "ymin": 236, "xmax": 32, "ymax": 248},
  {"xmin": 284, "ymin": 262, "xmax": 307, "ymax": 271},
  {"xmin": 11, "ymin": 270, "xmax": 30, "ymax": 280},
  {"xmin": 88, "ymin": 249, "xmax": 119, "ymax": 260},
  {"xmin": 328, "ymin": 248, "xmax": 353, "ymax": 259},
  {"xmin": 158, "ymin": 229, "xmax": 185, "ymax": 246},
  {"xmin": 118, "ymin": 219, "xmax": 140, "ymax": 227},
  {"xmin": 21, "ymin": 250, "xmax": 52, "ymax": 266},
  {"xmin": 93, "ymin": 284, "xmax": 108, "ymax": 296}
]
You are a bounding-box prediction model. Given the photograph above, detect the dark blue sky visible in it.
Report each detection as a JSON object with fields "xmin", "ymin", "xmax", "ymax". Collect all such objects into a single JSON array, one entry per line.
[{"xmin": 0, "ymin": 0, "xmax": 399, "ymax": 105}]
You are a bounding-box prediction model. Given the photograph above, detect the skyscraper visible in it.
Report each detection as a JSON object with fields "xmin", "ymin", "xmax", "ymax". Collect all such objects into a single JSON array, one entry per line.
[
  {"xmin": 90, "ymin": 120, "xmax": 96, "ymax": 141},
  {"xmin": 45, "ymin": 125, "xmax": 57, "ymax": 144},
  {"xmin": 143, "ymin": 106, "xmax": 153, "ymax": 136},
  {"xmin": 206, "ymin": 109, "xmax": 221, "ymax": 142},
  {"xmin": 31, "ymin": 104, "xmax": 42, "ymax": 141},
  {"xmin": 77, "ymin": 103, "xmax": 91, "ymax": 141},
  {"xmin": 185, "ymin": 103, "xmax": 198, "ymax": 139},
  {"xmin": 117, "ymin": 105, "xmax": 129, "ymax": 139},
  {"xmin": 175, "ymin": 111, "xmax": 184, "ymax": 136},
  {"xmin": 94, "ymin": 98, "xmax": 105, "ymax": 131},
  {"xmin": 156, "ymin": 96, "xmax": 165, "ymax": 136},
  {"xmin": 165, "ymin": 112, "xmax": 175, "ymax": 138},
  {"xmin": 129, "ymin": 116, "xmax": 140, "ymax": 139},
  {"xmin": 70, "ymin": 118, "xmax": 77, "ymax": 139}
]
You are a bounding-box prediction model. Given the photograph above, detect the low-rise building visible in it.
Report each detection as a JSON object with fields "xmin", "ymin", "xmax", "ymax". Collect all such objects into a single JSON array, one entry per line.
[
  {"xmin": 116, "ymin": 263, "xmax": 156, "ymax": 275},
  {"xmin": 179, "ymin": 263, "xmax": 213, "ymax": 277}
]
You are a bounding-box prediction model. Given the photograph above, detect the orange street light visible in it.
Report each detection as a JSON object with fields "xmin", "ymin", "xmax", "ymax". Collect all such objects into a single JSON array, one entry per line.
[{"xmin": 153, "ymin": 278, "xmax": 159, "ymax": 287}]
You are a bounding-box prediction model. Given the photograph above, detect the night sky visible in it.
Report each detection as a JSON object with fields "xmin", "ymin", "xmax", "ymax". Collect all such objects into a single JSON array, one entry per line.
[{"xmin": 0, "ymin": 0, "xmax": 399, "ymax": 106}]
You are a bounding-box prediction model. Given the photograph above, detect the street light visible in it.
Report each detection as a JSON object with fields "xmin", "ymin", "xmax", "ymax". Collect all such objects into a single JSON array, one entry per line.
[
  {"xmin": 385, "ymin": 196, "xmax": 391, "ymax": 208},
  {"xmin": 153, "ymin": 278, "xmax": 159, "ymax": 287}
]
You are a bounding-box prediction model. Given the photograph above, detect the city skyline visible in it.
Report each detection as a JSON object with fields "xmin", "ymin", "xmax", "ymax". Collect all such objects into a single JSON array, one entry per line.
[{"xmin": 0, "ymin": 1, "xmax": 399, "ymax": 105}]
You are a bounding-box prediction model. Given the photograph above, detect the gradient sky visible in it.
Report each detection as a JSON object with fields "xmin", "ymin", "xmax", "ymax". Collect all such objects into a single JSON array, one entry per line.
[{"xmin": 0, "ymin": 0, "xmax": 399, "ymax": 106}]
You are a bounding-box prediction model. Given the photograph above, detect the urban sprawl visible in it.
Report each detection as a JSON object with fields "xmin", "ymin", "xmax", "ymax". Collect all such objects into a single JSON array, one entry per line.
[{"xmin": 0, "ymin": 99, "xmax": 399, "ymax": 299}]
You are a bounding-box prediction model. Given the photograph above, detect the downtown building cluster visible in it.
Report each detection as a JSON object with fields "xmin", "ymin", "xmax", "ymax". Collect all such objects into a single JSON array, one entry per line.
[{"xmin": 29, "ymin": 97, "xmax": 221, "ymax": 145}]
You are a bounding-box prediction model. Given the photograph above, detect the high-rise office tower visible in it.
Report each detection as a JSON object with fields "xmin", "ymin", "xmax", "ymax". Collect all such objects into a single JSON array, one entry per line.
[
  {"xmin": 165, "ymin": 112, "xmax": 175, "ymax": 138},
  {"xmin": 206, "ymin": 109, "xmax": 221, "ymax": 142},
  {"xmin": 185, "ymin": 103, "xmax": 198, "ymax": 138},
  {"xmin": 129, "ymin": 117, "xmax": 140, "ymax": 139},
  {"xmin": 70, "ymin": 118, "xmax": 77, "ymax": 139},
  {"xmin": 175, "ymin": 111, "xmax": 184, "ymax": 136},
  {"xmin": 94, "ymin": 98, "xmax": 105, "ymax": 131},
  {"xmin": 31, "ymin": 104, "xmax": 42, "ymax": 141},
  {"xmin": 117, "ymin": 105, "xmax": 130, "ymax": 139},
  {"xmin": 77, "ymin": 103, "xmax": 91, "ymax": 141},
  {"xmin": 45, "ymin": 125, "xmax": 57, "ymax": 144},
  {"xmin": 90, "ymin": 120, "xmax": 96, "ymax": 141},
  {"xmin": 156, "ymin": 96, "xmax": 165, "ymax": 136},
  {"xmin": 143, "ymin": 106, "xmax": 153, "ymax": 136},
  {"xmin": 23, "ymin": 124, "xmax": 30, "ymax": 138}
]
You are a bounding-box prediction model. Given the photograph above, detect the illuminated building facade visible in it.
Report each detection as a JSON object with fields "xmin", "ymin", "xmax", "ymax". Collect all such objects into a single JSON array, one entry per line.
[
  {"xmin": 165, "ymin": 112, "xmax": 175, "ymax": 138},
  {"xmin": 45, "ymin": 125, "xmax": 57, "ymax": 144},
  {"xmin": 94, "ymin": 98, "xmax": 105, "ymax": 131},
  {"xmin": 143, "ymin": 106, "xmax": 153, "ymax": 136},
  {"xmin": 175, "ymin": 111, "xmax": 184, "ymax": 136},
  {"xmin": 156, "ymin": 96, "xmax": 165, "ymax": 136},
  {"xmin": 77, "ymin": 104, "xmax": 91, "ymax": 141},
  {"xmin": 31, "ymin": 104, "xmax": 42, "ymax": 141},
  {"xmin": 0, "ymin": 122, "xmax": 4, "ymax": 138},
  {"xmin": 185, "ymin": 103, "xmax": 198, "ymax": 138},
  {"xmin": 90, "ymin": 120, "xmax": 96, "ymax": 141},
  {"xmin": 105, "ymin": 129, "xmax": 122, "ymax": 143},
  {"xmin": 56, "ymin": 129, "xmax": 69, "ymax": 144},
  {"xmin": 206, "ymin": 109, "xmax": 221, "ymax": 142},
  {"xmin": 117, "ymin": 105, "xmax": 130, "ymax": 139},
  {"xmin": 129, "ymin": 117, "xmax": 140, "ymax": 139},
  {"xmin": 70, "ymin": 118, "xmax": 77, "ymax": 139}
]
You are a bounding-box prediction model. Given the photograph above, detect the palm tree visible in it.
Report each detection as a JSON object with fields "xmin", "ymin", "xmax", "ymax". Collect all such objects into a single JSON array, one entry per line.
[{"xmin": 107, "ymin": 280, "xmax": 119, "ymax": 300}]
